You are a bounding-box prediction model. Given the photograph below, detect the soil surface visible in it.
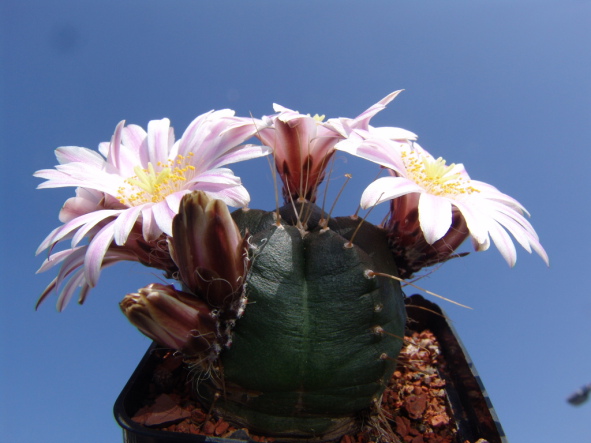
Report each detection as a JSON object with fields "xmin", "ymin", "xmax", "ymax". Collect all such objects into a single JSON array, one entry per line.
[{"xmin": 132, "ymin": 330, "xmax": 487, "ymax": 443}]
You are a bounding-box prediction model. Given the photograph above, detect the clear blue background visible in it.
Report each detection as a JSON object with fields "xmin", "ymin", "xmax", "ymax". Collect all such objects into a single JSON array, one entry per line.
[{"xmin": 1, "ymin": 1, "xmax": 590, "ymax": 442}]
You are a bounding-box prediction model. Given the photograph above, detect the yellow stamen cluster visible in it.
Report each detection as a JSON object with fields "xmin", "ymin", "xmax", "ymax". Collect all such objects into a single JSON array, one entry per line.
[
  {"xmin": 311, "ymin": 114, "xmax": 326, "ymax": 122},
  {"xmin": 117, "ymin": 153, "xmax": 196, "ymax": 206},
  {"xmin": 401, "ymin": 150, "xmax": 478, "ymax": 197}
]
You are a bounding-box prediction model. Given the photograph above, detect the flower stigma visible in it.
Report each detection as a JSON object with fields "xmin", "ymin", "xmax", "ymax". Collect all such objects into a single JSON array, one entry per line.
[
  {"xmin": 401, "ymin": 150, "xmax": 478, "ymax": 197},
  {"xmin": 118, "ymin": 153, "xmax": 196, "ymax": 205}
]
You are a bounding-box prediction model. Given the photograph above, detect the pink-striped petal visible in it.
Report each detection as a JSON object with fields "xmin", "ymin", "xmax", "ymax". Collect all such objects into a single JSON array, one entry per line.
[
  {"xmin": 205, "ymin": 143, "xmax": 272, "ymax": 170},
  {"xmin": 146, "ymin": 118, "xmax": 172, "ymax": 167},
  {"xmin": 54, "ymin": 247, "xmax": 87, "ymax": 293},
  {"xmin": 349, "ymin": 90, "xmax": 403, "ymax": 130},
  {"xmin": 36, "ymin": 226, "xmax": 63, "ymax": 256},
  {"xmin": 35, "ymin": 164, "xmax": 124, "ymax": 195},
  {"xmin": 205, "ymin": 184, "xmax": 250, "ymax": 208},
  {"xmin": 59, "ymin": 189, "xmax": 103, "ymax": 223},
  {"xmin": 152, "ymin": 201, "xmax": 176, "ymax": 237},
  {"xmin": 335, "ymin": 136, "xmax": 407, "ymax": 173},
  {"xmin": 55, "ymin": 146, "xmax": 106, "ymax": 167},
  {"xmin": 113, "ymin": 205, "xmax": 143, "ymax": 246},
  {"xmin": 84, "ymin": 221, "xmax": 116, "ymax": 287},
  {"xmin": 106, "ymin": 120, "xmax": 125, "ymax": 170},
  {"xmin": 41, "ymin": 209, "xmax": 120, "ymax": 251},
  {"xmin": 36, "ymin": 246, "xmax": 86, "ymax": 273},
  {"xmin": 122, "ymin": 124, "xmax": 148, "ymax": 154},
  {"xmin": 141, "ymin": 205, "xmax": 160, "ymax": 241},
  {"xmin": 57, "ymin": 269, "xmax": 87, "ymax": 312}
]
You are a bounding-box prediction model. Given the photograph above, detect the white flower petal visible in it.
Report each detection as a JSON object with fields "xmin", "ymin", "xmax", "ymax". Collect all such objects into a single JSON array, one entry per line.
[
  {"xmin": 486, "ymin": 200, "xmax": 538, "ymax": 238},
  {"xmin": 471, "ymin": 180, "xmax": 530, "ymax": 215},
  {"xmin": 482, "ymin": 202, "xmax": 549, "ymax": 265},
  {"xmin": 487, "ymin": 219, "xmax": 517, "ymax": 267},
  {"xmin": 418, "ymin": 193, "xmax": 453, "ymax": 244},
  {"xmin": 370, "ymin": 126, "xmax": 418, "ymax": 142},
  {"xmin": 471, "ymin": 232, "xmax": 490, "ymax": 252},
  {"xmin": 164, "ymin": 192, "xmax": 187, "ymax": 218},
  {"xmin": 449, "ymin": 199, "xmax": 490, "ymax": 247},
  {"xmin": 360, "ymin": 176, "xmax": 423, "ymax": 209}
]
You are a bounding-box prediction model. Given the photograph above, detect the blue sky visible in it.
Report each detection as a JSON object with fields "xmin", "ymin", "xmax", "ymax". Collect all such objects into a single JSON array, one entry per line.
[{"xmin": 1, "ymin": 1, "xmax": 590, "ymax": 442}]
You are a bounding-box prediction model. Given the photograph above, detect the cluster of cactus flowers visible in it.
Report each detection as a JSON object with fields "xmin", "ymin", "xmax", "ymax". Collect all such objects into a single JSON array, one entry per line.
[{"xmin": 35, "ymin": 91, "xmax": 548, "ymax": 440}]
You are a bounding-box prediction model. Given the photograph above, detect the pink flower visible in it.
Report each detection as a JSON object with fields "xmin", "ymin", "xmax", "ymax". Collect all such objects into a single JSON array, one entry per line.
[
  {"xmin": 336, "ymin": 135, "xmax": 548, "ymax": 275},
  {"xmin": 35, "ymin": 111, "xmax": 269, "ymax": 309},
  {"xmin": 255, "ymin": 90, "xmax": 415, "ymax": 203}
]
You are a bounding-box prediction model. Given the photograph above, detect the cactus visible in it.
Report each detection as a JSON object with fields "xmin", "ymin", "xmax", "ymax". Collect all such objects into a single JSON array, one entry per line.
[
  {"xmin": 120, "ymin": 192, "xmax": 407, "ymax": 439},
  {"xmin": 196, "ymin": 202, "xmax": 407, "ymax": 439}
]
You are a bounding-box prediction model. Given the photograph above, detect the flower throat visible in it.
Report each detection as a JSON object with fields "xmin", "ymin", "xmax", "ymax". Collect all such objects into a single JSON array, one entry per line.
[
  {"xmin": 117, "ymin": 153, "xmax": 195, "ymax": 205},
  {"xmin": 401, "ymin": 150, "xmax": 478, "ymax": 196}
]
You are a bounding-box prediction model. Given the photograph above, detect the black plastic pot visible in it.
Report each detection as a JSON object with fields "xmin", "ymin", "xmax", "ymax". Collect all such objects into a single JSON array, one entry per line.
[{"xmin": 114, "ymin": 294, "xmax": 508, "ymax": 443}]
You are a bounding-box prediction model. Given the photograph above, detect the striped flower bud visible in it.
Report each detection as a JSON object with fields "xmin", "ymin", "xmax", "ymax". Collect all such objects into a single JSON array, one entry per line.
[
  {"xmin": 169, "ymin": 191, "xmax": 249, "ymax": 318},
  {"xmin": 120, "ymin": 283, "xmax": 218, "ymax": 356}
]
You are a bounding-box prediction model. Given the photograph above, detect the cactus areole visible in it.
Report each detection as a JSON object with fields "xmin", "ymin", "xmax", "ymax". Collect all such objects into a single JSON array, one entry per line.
[{"xmin": 197, "ymin": 202, "xmax": 407, "ymax": 440}]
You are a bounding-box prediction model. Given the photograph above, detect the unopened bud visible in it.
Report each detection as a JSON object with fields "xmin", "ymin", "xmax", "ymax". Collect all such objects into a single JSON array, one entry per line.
[
  {"xmin": 169, "ymin": 191, "xmax": 249, "ymax": 312},
  {"xmin": 120, "ymin": 283, "xmax": 218, "ymax": 356}
]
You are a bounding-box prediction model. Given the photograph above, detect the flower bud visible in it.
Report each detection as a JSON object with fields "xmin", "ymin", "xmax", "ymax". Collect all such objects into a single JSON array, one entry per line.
[
  {"xmin": 120, "ymin": 283, "xmax": 218, "ymax": 356},
  {"xmin": 169, "ymin": 191, "xmax": 249, "ymax": 314}
]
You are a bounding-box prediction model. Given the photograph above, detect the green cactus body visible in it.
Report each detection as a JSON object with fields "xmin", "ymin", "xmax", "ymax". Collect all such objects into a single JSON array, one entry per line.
[{"xmin": 202, "ymin": 203, "xmax": 406, "ymax": 440}]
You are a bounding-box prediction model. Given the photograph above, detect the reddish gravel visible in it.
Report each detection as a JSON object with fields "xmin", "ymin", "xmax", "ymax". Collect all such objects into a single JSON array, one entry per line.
[{"xmin": 131, "ymin": 329, "xmax": 489, "ymax": 442}]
